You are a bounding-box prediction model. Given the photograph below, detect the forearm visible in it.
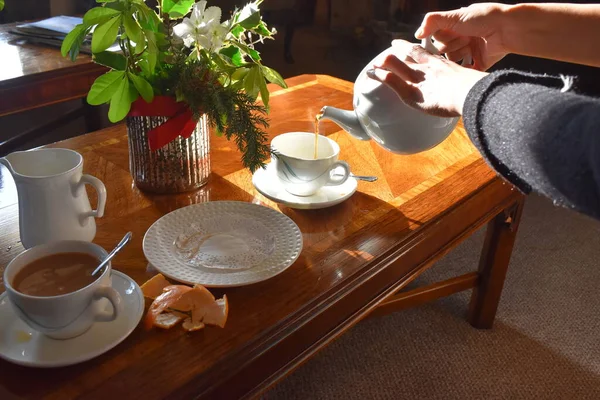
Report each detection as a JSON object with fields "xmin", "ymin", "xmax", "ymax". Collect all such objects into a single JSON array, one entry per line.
[
  {"xmin": 503, "ymin": 3, "xmax": 600, "ymax": 67},
  {"xmin": 463, "ymin": 70, "xmax": 600, "ymax": 220}
]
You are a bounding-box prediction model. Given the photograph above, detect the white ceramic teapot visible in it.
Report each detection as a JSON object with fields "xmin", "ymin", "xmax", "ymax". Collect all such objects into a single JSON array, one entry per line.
[{"xmin": 321, "ymin": 38, "xmax": 465, "ymax": 154}]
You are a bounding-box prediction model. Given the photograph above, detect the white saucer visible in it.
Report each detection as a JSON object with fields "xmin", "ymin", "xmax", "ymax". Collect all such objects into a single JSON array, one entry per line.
[
  {"xmin": 0, "ymin": 271, "xmax": 144, "ymax": 368},
  {"xmin": 252, "ymin": 163, "xmax": 358, "ymax": 210}
]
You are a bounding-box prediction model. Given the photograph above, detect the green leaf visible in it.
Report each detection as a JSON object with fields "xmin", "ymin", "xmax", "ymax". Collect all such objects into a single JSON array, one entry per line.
[
  {"xmin": 236, "ymin": 42, "xmax": 260, "ymax": 62},
  {"xmin": 238, "ymin": 12, "xmax": 261, "ymax": 29},
  {"xmin": 93, "ymin": 51, "xmax": 126, "ymax": 70},
  {"xmin": 108, "ymin": 77, "xmax": 136, "ymax": 123},
  {"xmin": 252, "ymin": 22, "xmax": 272, "ymax": 37},
  {"xmin": 144, "ymin": 30, "xmax": 159, "ymax": 72},
  {"xmin": 61, "ymin": 24, "xmax": 86, "ymax": 60},
  {"xmin": 243, "ymin": 65, "xmax": 261, "ymax": 100},
  {"xmin": 161, "ymin": 0, "xmax": 195, "ymax": 18},
  {"xmin": 144, "ymin": 29, "xmax": 158, "ymax": 52},
  {"xmin": 133, "ymin": 3, "xmax": 151, "ymax": 27},
  {"xmin": 92, "ymin": 16, "xmax": 121, "ymax": 53},
  {"xmin": 210, "ymin": 54, "xmax": 236, "ymax": 79},
  {"xmin": 0, "ymin": 0, "xmax": 5, "ymax": 11},
  {"xmin": 219, "ymin": 46, "xmax": 243, "ymax": 67},
  {"xmin": 83, "ymin": 7, "xmax": 121, "ymax": 26},
  {"xmin": 261, "ymin": 66, "xmax": 287, "ymax": 88},
  {"xmin": 123, "ymin": 12, "xmax": 143, "ymax": 44},
  {"xmin": 128, "ymin": 73, "xmax": 154, "ymax": 103},
  {"xmin": 135, "ymin": 3, "xmax": 162, "ymax": 31},
  {"xmin": 146, "ymin": 51, "xmax": 157, "ymax": 73},
  {"xmin": 137, "ymin": 57, "xmax": 151, "ymax": 77},
  {"xmin": 70, "ymin": 27, "xmax": 92, "ymax": 61},
  {"xmin": 149, "ymin": 13, "xmax": 163, "ymax": 32},
  {"xmin": 231, "ymin": 25, "xmax": 244, "ymax": 39},
  {"xmin": 105, "ymin": 1, "xmax": 126, "ymax": 11},
  {"xmin": 96, "ymin": 0, "xmax": 117, "ymax": 2},
  {"xmin": 217, "ymin": 74, "xmax": 230, "ymax": 86},
  {"xmin": 259, "ymin": 73, "xmax": 270, "ymax": 110},
  {"xmin": 154, "ymin": 31, "xmax": 169, "ymax": 49},
  {"xmin": 134, "ymin": 38, "xmax": 145, "ymax": 54},
  {"xmin": 248, "ymin": 48, "xmax": 260, "ymax": 62},
  {"xmin": 232, "ymin": 67, "xmax": 249, "ymax": 81},
  {"xmin": 87, "ymin": 70, "xmax": 125, "ymax": 105}
]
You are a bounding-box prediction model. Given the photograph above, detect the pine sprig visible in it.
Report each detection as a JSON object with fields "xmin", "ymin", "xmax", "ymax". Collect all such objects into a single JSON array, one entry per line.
[{"xmin": 168, "ymin": 59, "xmax": 271, "ymax": 172}]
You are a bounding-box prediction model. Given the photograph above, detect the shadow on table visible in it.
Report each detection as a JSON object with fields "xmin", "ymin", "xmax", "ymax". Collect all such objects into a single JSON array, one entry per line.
[{"xmin": 250, "ymin": 190, "xmax": 411, "ymax": 289}]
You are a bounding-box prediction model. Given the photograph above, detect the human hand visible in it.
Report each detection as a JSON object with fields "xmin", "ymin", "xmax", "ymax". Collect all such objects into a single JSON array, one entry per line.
[
  {"xmin": 415, "ymin": 3, "xmax": 511, "ymax": 71},
  {"xmin": 368, "ymin": 40, "xmax": 487, "ymax": 117}
]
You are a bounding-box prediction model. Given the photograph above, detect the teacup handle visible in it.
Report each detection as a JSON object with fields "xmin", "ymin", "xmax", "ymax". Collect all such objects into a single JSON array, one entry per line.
[
  {"xmin": 326, "ymin": 161, "xmax": 351, "ymax": 186},
  {"xmin": 80, "ymin": 174, "xmax": 107, "ymax": 218},
  {"xmin": 422, "ymin": 35, "xmax": 473, "ymax": 66},
  {"xmin": 93, "ymin": 286, "xmax": 123, "ymax": 322}
]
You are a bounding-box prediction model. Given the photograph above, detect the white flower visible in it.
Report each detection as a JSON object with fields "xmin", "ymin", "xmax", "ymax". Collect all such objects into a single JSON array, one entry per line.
[
  {"xmin": 173, "ymin": 0, "xmax": 228, "ymax": 51},
  {"xmin": 206, "ymin": 23, "xmax": 228, "ymax": 51}
]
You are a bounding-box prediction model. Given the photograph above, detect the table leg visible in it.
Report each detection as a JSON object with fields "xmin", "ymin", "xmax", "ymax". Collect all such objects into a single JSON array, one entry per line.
[{"xmin": 468, "ymin": 196, "xmax": 525, "ymax": 329}]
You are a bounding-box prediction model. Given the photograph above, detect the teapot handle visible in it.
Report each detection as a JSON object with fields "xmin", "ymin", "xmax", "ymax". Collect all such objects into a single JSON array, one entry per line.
[
  {"xmin": 421, "ymin": 36, "xmax": 473, "ymax": 66},
  {"xmin": 80, "ymin": 174, "xmax": 107, "ymax": 218}
]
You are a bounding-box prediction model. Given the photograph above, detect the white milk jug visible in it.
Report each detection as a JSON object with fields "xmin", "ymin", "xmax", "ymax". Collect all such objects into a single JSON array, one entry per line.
[{"xmin": 0, "ymin": 148, "xmax": 106, "ymax": 248}]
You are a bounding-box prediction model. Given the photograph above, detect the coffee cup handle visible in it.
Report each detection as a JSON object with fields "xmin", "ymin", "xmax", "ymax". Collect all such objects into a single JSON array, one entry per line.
[
  {"xmin": 326, "ymin": 161, "xmax": 351, "ymax": 186},
  {"xmin": 93, "ymin": 286, "xmax": 123, "ymax": 322},
  {"xmin": 80, "ymin": 174, "xmax": 107, "ymax": 218},
  {"xmin": 422, "ymin": 35, "xmax": 473, "ymax": 66}
]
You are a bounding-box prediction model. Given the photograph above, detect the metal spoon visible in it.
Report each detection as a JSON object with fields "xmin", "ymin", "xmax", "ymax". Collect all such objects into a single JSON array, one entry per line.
[
  {"xmin": 334, "ymin": 173, "xmax": 378, "ymax": 182},
  {"xmin": 91, "ymin": 232, "xmax": 133, "ymax": 276}
]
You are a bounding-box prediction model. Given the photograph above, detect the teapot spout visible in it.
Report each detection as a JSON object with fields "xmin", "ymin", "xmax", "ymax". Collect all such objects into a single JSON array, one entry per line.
[{"xmin": 320, "ymin": 106, "xmax": 371, "ymax": 141}]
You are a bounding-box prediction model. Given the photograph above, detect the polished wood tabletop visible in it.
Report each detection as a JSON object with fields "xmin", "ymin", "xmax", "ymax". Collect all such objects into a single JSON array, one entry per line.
[
  {"xmin": 0, "ymin": 75, "xmax": 524, "ymax": 399},
  {"xmin": 0, "ymin": 22, "xmax": 106, "ymax": 116}
]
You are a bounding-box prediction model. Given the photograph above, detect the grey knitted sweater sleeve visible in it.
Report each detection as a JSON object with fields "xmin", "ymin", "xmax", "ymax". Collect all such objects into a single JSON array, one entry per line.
[{"xmin": 462, "ymin": 70, "xmax": 600, "ymax": 220}]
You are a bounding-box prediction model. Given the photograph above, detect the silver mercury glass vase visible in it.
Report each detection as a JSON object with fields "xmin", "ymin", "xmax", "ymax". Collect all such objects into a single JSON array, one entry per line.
[{"xmin": 126, "ymin": 115, "xmax": 211, "ymax": 194}]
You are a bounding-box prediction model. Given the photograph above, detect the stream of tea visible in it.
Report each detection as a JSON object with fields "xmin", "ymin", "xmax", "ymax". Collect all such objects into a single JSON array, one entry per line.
[{"xmin": 314, "ymin": 112, "xmax": 323, "ymax": 159}]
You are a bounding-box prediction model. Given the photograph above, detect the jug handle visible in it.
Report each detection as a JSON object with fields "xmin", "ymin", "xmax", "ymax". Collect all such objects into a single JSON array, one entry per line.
[
  {"xmin": 79, "ymin": 175, "xmax": 107, "ymax": 218},
  {"xmin": 421, "ymin": 36, "xmax": 473, "ymax": 66}
]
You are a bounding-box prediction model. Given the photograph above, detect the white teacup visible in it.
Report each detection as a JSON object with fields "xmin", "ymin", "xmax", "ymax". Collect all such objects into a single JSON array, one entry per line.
[
  {"xmin": 3, "ymin": 241, "xmax": 123, "ymax": 340},
  {"xmin": 271, "ymin": 132, "xmax": 351, "ymax": 196}
]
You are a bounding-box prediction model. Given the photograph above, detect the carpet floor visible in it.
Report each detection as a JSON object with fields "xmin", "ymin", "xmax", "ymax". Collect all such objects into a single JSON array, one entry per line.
[{"xmin": 264, "ymin": 194, "xmax": 600, "ymax": 399}]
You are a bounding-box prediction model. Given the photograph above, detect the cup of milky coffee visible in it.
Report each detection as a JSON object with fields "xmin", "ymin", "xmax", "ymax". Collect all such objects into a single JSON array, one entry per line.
[{"xmin": 3, "ymin": 241, "xmax": 123, "ymax": 339}]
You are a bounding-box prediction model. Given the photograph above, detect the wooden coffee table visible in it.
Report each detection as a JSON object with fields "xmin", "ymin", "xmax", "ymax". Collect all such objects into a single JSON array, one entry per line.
[
  {"xmin": 0, "ymin": 23, "xmax": 107, "ymax": 152},
  {"xmin": 0, "ymin": 75, "xmax": 524, "ymax": 399},
  {"xmin": 0, "ymin": 23, "xmax": 105, "ymax": 117}
]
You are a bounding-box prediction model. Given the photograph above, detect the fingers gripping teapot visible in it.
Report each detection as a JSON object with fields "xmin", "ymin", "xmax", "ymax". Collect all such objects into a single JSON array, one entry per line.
[{"xmin": 321, "ymin": 38, "xmax": 467, "ymax": 154}]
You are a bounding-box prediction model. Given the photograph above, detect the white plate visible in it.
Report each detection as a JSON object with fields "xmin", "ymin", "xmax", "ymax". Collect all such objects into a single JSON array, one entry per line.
[
  {"xmin": 252, "ymin": 162, "xmax": 358, "ymax": 210},
  {"xmin": 143, "ymin": 201, "xmax": 303, "ymax": 287},
  {"xmin": 0, "ymin": 271, "xmax": 144, "ymax": 368}
]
